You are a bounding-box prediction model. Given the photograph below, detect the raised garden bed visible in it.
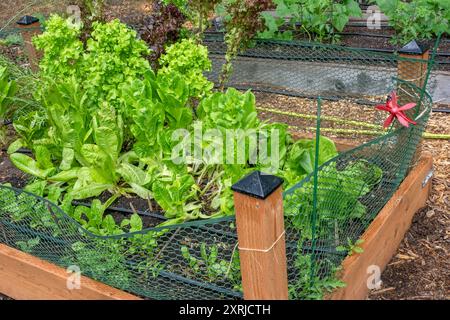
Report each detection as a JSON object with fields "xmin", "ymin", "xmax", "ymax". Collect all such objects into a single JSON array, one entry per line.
[
  {"xmin": 0, "ymin": 20, "xmax": 437, "ymax": 300},
  {"xmin": 0, "ymin": 151, "xmax": 433, "ymax": 300}
]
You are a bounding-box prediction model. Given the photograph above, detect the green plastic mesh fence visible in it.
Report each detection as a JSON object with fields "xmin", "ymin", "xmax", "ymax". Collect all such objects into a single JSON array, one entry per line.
[{"xmin": 0, "ymin": 39, "xmax": 435, "ymax": 300}]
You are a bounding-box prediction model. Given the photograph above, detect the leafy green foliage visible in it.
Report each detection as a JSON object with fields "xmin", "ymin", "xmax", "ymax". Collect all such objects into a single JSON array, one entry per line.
[
  {"xmin": 0, "ymin": 66, "xmax": 17, "ymax": 145},
  {"xmin": 33, "ymin": 15, "xmax": 150, "ymax": 111},
  {"xmin": 159, "ymin": 39, "xmax": 213, "ymax": 100},
  {"xmin": 33, "ymin": 15, "xmax": 84, "ymax": 79},
  {"xmin": 282, "ymin": 136, "xmax": 338, "ymax": 186},
  {"xmin": 285, "ymin": 159, "xmax": 383, "ymax": 239},
  {"xmin": 10, "ymin": 110, "xmax": 47, "ymax": 149},
  {"xmin": 9, "ymin": 17, "xmax": 155, "ymax": 200},
  {"xmin": 65, "ymin": 240, "xmax": 132, "ymax": 290},
  {"xmin": 0, "ymin": 67, "xmax": 17, "ymax": 118},
  {"xmin": 71, "ymin": 199, "xmax": 124, "ymax": 236},
  {"xmin": 181, "ymin": 243, "xmax": 241, "ymax": 290},
  {"xmin": 336, "ymin": 238, "xmax": 364, "ymax": 255},
  {"xmin": 259, "ymin": 0, "xmax": 362, "ymax": 42},
  {"xmin": 0, "ymin": 34, "xmax": 23, "ymax": 47},
  {"xmin": 16, "ymin": 237, "xmax": 41, "ymax": 253},
  {"xmin": 82, "ymin": 19, "xmax": 150, "ymax": 107},
  {"xmin": 0, "ymin": 54, "xmax": 40, "ymax": 121},
  {"xmin": 197, "ymin": 88, "xmax": 258, "ymax": 130},
  {"xmin": 9, "ymin": 78, "xmax": 153, "ymax": 200},
  {"xmin": 153, "ymin": 169, "xmax": 201, "ymax": 220},
  {"xmin": 370, "ymin": 0, "xmax": 449, "ymax": 44},
  {"xmin": 288, "ymin": 253, "xmax": 346, "ymax": 300}
]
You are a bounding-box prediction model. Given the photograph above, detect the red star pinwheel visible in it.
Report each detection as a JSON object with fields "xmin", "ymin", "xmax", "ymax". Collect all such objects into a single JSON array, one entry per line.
[{"xmin": 376, "ymin": 91, "xmax": 417, "ymax": 128}]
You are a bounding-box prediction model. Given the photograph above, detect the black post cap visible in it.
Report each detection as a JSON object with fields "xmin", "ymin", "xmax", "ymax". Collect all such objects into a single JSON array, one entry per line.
[
  {"xmin": 231, "ymin": 171, "xmax": 284, "ymax": 200},
  {"xmin": 399, "ymin": 40, "xmax": 430, "ymax": 55},
  {"xmin": 16, "ymin": 15, "xmax": 40, "ymax": 26}
]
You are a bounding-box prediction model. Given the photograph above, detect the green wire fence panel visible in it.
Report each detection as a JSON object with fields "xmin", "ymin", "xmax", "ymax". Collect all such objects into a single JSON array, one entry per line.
[
  {"xmin": 204, "ymin": 37, "xmax": 438, "ymax": 101},
  {"xmin": 284, "ymin": 82, "xmax": 432, "ymax": 299},
  {"xmin": 0, "ymin": 40, "xmax": 435, "ymax": 300}
]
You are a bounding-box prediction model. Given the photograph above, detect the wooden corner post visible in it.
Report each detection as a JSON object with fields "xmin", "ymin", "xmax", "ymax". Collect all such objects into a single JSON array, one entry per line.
[
  {"xmin": 397, "ymin": 40, "xmax": 430, "ymax": 89},
  {"xmin": 232, "ymin": 171, "xmax": 289, "ymax": 300},
  {"xmin": 397, "ymin": 40, "xmax": 430, "ymax": 164},
  {"xmin": 16, "ymin": 15, "xmax": 42, "ymax": 73}
]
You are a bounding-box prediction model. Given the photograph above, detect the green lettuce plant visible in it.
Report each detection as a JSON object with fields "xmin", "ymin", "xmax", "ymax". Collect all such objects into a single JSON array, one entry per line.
[
  {"xmin": 33, "ymin": 15, "xmax": 150, "ymax": 112},
  {"xmin": 158, "ymin": 39, "xmax": 213, "ymax": 100},
  {"xmin": 33, "ymin": 15, "xmax": 84, "ymax": 79}
]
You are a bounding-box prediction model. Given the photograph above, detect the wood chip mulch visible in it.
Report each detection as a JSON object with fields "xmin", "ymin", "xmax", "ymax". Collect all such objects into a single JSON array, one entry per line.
[{"xmin": 368, "ymin": 138, "xmax": 449, "ymax": 300}]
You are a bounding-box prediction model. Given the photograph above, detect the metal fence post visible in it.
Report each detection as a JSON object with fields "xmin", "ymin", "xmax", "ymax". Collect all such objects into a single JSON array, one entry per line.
[{"xmin": 231, "ymin": 171, "xmax": 289, "ymax": 300}]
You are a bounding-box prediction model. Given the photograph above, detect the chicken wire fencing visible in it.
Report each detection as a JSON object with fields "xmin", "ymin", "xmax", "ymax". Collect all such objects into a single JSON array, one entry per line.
[
  {"xmin": 204, "ymin": 36, "xmax": 439, "ymax": 101},
  {"xmin": 0, "ymin": 39, "xmax": 436, "ymax": 300}
]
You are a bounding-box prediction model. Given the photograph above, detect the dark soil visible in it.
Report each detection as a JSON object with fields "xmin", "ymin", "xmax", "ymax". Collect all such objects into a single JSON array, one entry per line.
[
  {"xmin": 0, "ymin": 45, "xmax": 27, "ymax": 66},
  {"xmin": 0, "ymin": 149, "xmax": 30, "ymax": 189}
]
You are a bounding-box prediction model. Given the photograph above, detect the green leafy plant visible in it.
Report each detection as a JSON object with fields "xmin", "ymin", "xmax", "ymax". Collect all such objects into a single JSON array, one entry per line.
[
  {"xmin": 0, "ymin": 54, "xmax": 40, "ymax": 118},
  {"xmin": 158, "ymin": 38, "xmax": 213, "ymax": 100},
  {"xmin": 65, "ymin": 240, "xmax": 132, "ymax": 290},
  {"xmin": 10, "ymin": 17, "xmax": 155, "ymax": 200},
  {"xmin": 197, "ymin": 88, "xmax": 258, "ymax": 130},
  {"xmin": 371, "ymin": 0, "xmax": 449, "ymax": 44},
  {"xmin": 259, "ymin": 0, "xmax": 362, "ymax": 42},
  {"xmin": 33, "ymin": 15, "xmax": 84, "ymax": 79},
  {"xmin": 15, "ymin": 237, "xmax": 41, "ymax": 253},
  {"xmin": 336, "ymin": 238, "xmax": 364, "ymax": 255},
  {"xmin": 288, "ymin": 252, "xmax": 346, "ymax": 300},
  {"xmin": 9, "ymin": 78, "xmax": 153, "ymax": 200},
  {"xmin": 123, "ymin": 72, "xmax": 193, "ymax": 160},
  {"xmin": 152, "ymin": 167, "xmax": 202, "ymax": 222},
  {"xmin": 281, "ymin": 136, "xmax": 338, "ymax": 187},
  {"xmin": 0, "ymin": 66, "xmax": 17, "ymax": 145},
  {"xmin": 33, "ymin": 15, "xmax": 150, "ymax": 111},
  {"xmin": 284, "ymin": 159, "xmax": 383, "ymax": 240},
  {"xmin": 0, "ymin": 34, "xmax": 23, "ymax": 46},
  {"xmin": 181, "ymin": 243, "xmax": 241, "ymax": 290},
  {"xmin": 82, "ymin": 19, "xmax": 150, "ymax": 108},
  {"xmin": 70, "ymin": 199, "xmax": 123, "ymax": 236},
  {"xmin": 9, "ymin": 110, "xmax": 47, "ymax": 150}
]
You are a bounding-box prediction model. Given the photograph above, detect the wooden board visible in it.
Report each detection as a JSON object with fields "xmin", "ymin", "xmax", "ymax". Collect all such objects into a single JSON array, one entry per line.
[
  {"xmin": 0, "ymin": 244, "xmax": 141, "ymax": 300},
  {"xmin": 328, "ymin": 153, "xmax": 433, "ymax": 300}
]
